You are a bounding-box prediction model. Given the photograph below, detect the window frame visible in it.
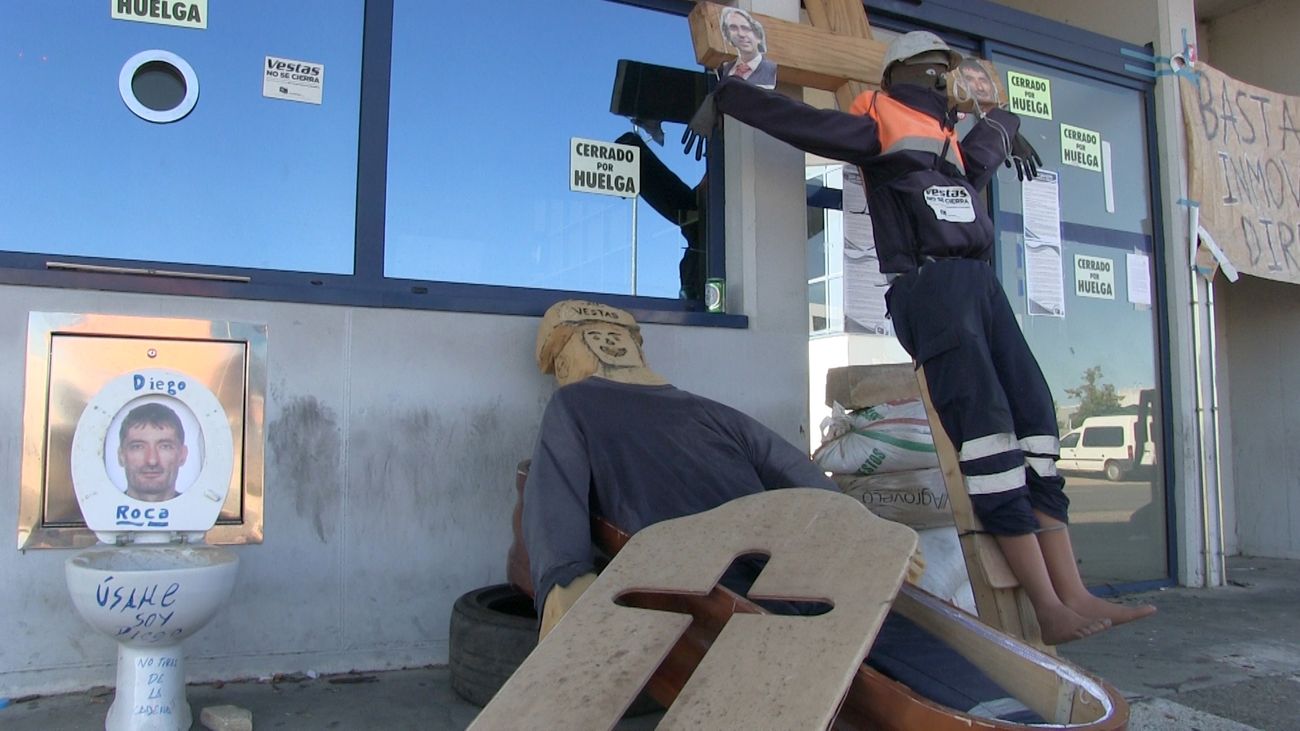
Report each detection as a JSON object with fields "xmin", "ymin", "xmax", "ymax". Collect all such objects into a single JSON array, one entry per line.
[{"xmin": 0, "ymin": 0, "xmax": 742, "ymax": 328}]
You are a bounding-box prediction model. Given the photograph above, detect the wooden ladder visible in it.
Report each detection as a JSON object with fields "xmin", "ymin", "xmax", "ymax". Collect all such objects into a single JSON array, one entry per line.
[{"xmin": 825, "ymin": 363, "xmax": 1053, "ymax": 653}]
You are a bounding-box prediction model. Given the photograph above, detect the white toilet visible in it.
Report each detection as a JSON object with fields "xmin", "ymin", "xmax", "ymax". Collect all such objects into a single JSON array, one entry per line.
[{"xmin": 65, "ymin": 368, "xmax": 239, "ymax": 731}]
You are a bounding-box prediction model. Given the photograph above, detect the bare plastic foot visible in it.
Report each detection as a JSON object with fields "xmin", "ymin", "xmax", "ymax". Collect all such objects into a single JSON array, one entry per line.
[
  {"xmin": 1037, "ymin": 603, "xmax": 1113, "ymax": 645},
  {"xmin": 1066, "ymin": 593, "xmax": 1158, "ymax": 628}
]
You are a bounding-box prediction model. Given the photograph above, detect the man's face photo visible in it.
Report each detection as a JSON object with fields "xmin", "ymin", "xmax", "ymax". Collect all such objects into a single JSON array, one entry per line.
[
  {"xmin": 959, "ymin": 61, "xmax": 996, "ymax": 103},
  {"xmin": 723, "ymin": 11, "xmax": 759, "ymax": 58},
  {"xmin": 118, "ymin": 413, "xmax": 188, "ymax": 502}
]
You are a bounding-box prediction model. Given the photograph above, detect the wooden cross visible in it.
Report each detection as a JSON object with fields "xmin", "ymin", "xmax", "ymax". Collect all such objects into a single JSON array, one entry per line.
[
  {"xmin": 689, "ymin": 1, "xmax": 1005, "ymax": 113},
  {"xmin": 690, "ymin": 0, "xmax": 884, "ymax": 111},
  {"xmin": 468, "ymin": 488, "xmax": 915, "ymax": 730}
]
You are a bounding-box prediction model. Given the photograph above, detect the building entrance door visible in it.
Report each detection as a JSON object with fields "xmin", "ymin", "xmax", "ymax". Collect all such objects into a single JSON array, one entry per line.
[{"xmin": 988, "ymin": 52, "xmax": 1168, "ymax": 585}]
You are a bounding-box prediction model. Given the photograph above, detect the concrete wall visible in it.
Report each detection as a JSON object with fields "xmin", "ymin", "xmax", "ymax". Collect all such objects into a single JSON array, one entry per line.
[
  {"xmin": 1202, "ymin": 0, "xmax": 1300, "ymax": 95},
  {"xmin": 808, "ymin": 334, "xmax": 909, "ymax": 451},
  {"xmin": 1198, "ymin": 0, "xmax": 1300, "ymax": 558},
  {"xmin": 990, "ymin": 0, "xmax": 1158, "ymax": 46},
  {"xmin": 0, "ymin": 0, "xmax": 813, "ymax": 696},
  {"xmin": 1218, "ymin": 278, "xmax": 1300, "ymax": 558}
]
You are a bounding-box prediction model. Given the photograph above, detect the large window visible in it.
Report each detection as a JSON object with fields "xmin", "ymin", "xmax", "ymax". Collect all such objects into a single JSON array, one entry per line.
[
  {"xmin": 806, "ymin": 165, "xmax": 844, "ymax": 334},
  {"xmin": 0, "ymin": 2, "xmax": 365, "ymax": 273},
  {"xmin": 0, "ymin": 1, "xmax": 720, "ymax": 320},
  {"xmin": 386, "ymin": 1, "xmax": 708, "ymax": 300}
]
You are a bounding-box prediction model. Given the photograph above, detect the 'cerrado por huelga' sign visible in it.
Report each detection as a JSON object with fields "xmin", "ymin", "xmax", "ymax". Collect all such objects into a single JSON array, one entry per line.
[{"xmin": 1182, "ymin": 63, "xmax": 1300, "ymax": 284}]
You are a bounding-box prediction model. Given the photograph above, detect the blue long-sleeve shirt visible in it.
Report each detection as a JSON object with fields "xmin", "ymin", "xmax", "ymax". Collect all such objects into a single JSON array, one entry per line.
[{"xmin": 522, "ymin": 377, "xmax": 835, "ymax": 612}]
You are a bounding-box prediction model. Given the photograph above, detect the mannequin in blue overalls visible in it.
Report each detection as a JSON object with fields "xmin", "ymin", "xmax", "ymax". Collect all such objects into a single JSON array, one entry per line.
[{"xmin": 684, "ymin": 31, "xmax": 1154, "ymax": 643}]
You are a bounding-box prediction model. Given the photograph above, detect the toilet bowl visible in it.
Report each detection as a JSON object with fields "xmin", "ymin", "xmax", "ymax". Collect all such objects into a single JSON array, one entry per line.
[{"xmin": 65, "ymin": 368, "xmax": 238, "ymax": 731}]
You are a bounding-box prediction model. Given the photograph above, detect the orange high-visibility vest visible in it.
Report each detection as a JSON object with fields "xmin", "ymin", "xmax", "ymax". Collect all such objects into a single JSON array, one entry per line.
[{"xmin": 849, "ymin": 91, "xmax": 966, "ymax": 174}]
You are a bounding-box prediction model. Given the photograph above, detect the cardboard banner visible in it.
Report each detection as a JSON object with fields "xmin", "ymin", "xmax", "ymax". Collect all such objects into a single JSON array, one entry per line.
[{"xmin": 1181, "ymin": 63, "xmax": 1300, "ymax": 284}]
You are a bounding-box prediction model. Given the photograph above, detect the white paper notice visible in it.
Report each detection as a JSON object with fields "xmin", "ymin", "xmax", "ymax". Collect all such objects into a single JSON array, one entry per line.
[
  {"xmin": 1127, "ymin": 252, "xmax": 1152, "ymax": 306},
  {"xmin": 842, "ymin": 168, "xmax": 893, "ymax": 335},
  {"xmin": 1022, "ymin": 169, "xmax": 1065, "ymax": 317},
  {"xmin": 1074, "ymin": 254, "xmax": 1116, "ymax": 299}
]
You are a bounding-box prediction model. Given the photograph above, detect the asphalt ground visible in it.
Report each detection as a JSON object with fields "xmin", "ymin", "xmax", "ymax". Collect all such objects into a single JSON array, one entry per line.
[{"xmin": 3, "ymin": 556, "xmax": 1296, "ymax": 730}]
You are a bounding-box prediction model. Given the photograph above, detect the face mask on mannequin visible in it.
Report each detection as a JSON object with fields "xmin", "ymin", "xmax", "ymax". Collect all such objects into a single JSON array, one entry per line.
[{"xmin": 887, "ymin": 62, "xmax": 950, "ymax": 92}]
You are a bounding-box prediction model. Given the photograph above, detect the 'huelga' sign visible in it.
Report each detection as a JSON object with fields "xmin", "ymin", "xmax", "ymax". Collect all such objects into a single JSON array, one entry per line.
[
  {"xmin": 570, "ymin": 138, "xmax": 639, "ymax": 199},
  {"xmin": 1182, "ymin": 63, "xmax": 1300, "ymax": 284},
  {"xmin": 111, "ymin": 0, "xmax": 207, "ymax": 30}
]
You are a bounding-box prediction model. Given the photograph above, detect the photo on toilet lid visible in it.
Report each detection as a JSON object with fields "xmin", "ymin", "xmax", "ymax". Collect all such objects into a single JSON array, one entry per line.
[{"xmin": 104, "ymin": 395, "xmax": 205, "ymax": 504}]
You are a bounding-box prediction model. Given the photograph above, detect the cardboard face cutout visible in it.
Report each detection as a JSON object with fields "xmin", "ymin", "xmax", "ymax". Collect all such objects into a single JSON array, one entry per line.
[
  {"xmin": 537, "ymin": 300, "xmax": 666, "ymax": 387},
  {"xmin": 949, "ymin": 58, "xmax": 1006, "ymax": 113},
  {"xmin": 719, "ymin": 7, "xmax": 777, "ymax": 89},
  {"xmin": 580, "ymin": 325, "xmax": 642, "ymax": 369}
]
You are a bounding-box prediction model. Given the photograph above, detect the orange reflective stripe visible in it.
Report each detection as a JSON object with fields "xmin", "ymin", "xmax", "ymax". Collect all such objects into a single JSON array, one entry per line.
[{"xmin": 855, "ymin": 91, "xmax": 966, "ymax": 172}]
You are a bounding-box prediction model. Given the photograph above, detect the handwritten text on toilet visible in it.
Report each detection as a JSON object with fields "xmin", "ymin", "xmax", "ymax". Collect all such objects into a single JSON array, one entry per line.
[
  {"xmin": 134, "ymin": 655, "xmax": 179, "ymax": 717},
  {"xmin": 134, "ymin": 373, "xmax": 187, "ymax": 395},
  {"xmin": 96, "ymin": 576, "xmax": 184, "ymax": 643}
]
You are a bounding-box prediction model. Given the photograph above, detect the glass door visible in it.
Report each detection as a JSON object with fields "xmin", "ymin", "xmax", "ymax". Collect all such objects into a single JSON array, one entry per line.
[{"xmin": 987, "ymin": 52, "xmax": 1167, "ymax": 585}]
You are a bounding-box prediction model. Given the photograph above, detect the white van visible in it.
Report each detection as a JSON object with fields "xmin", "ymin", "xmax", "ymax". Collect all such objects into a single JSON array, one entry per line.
[{"xmin": 1058, "ymin": 415, "xmax": 1155, "ymax": 481}]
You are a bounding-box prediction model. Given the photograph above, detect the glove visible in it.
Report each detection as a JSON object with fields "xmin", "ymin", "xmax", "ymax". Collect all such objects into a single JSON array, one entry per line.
[
  {"xmin": 1006, "ymin": 132, "xmax": 1042, "ymax": 181},
  {"xmin": 632, "ymin": 117, "xmax": 665, "ymax": 147},
  {"xmin": 681, "ymin": 92, "xmax": 719, "ymax": 161}
]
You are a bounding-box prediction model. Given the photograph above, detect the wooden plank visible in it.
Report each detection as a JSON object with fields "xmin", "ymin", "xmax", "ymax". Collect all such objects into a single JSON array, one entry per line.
[
  {"xmin": 689, "ymin": 2, "xmax": 886, "ymax": 92},
  {"xmin": 590, "ymin": 518, "xmax": 1128, "ymax": 730},
  {"xmin": 891, "ymin": 587, "xmax": 1122, "ymax": 726},
  {"xmin": 914, "ymin": 366, "xmax": 1055, "ymax": 653},
  {"xmin": 471, "ymin": 489, "xmax": 915, "ymax": 730},
  {"xmin": 825, "ymin": 362, "xmax": 920, "ymax": 409},
  {"xmin": 803, "ymin": 0, "xmax": 874, "ymax": 39}
]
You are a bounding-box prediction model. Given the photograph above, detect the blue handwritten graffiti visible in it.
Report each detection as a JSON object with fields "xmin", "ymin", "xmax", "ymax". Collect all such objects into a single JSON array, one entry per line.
[
  {"xmin": 133, "ymin": 374, "xmax": 188, "ymax": 395},
  {"xmin": 96, "ymin": 577, "xmax": 181, "ymax": 612},
  {"xmin": 115, "ymin": 505, "xmax": 169, "ymax": 528}
]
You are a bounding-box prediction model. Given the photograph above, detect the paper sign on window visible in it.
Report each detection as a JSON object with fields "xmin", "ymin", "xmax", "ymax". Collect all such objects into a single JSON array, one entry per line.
[
  {"xmin": 263, "ymin": 56, "xmax": 325, "ymax": 105},
  {"xmin": 1075, "ymin": 254, "xmax": 1116, "ymax": 299},
  {"xmin": 570, "ymin": 138, "xmax": 640, "ymax": 198},
  {"xmin": 111, "ymin": 0, "xmax": 207, "ymax": 30},
  {"xmin": 1007, "ymin": 71, "xmax": 1052, "ymax": 120},
  {"xmin": 1060, "ymin": 123, "xmax": 1102, "ymax": 172}
]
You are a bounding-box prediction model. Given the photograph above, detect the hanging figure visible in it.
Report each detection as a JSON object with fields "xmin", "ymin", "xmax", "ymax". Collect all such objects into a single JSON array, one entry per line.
[{"xmin": 683, "ymin": 31, "xmax": 1155, "ymax": 644}]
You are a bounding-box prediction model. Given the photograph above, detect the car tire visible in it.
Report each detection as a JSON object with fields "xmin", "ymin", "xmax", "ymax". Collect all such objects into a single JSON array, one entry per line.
[
  {"xmin": 449, "ymin": 584, "xmax": 539, "ymax": 707},
  {"xmin": 448, "ymin": 584, "xmax": 662, "ymax": 716},
  {"xmin": 1104, "ymin": 461, "xmax": 1124, "ymax": 482}
]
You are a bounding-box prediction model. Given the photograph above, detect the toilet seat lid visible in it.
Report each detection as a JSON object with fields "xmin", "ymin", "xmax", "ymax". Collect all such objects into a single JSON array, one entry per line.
[{"xmin": 70, "ymin": 368, "xmax": 234, "ymax": 543}]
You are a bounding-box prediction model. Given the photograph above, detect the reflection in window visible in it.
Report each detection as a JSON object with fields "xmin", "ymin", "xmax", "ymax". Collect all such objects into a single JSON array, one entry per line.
[
  {"xmin": 385, "ymin": 1, "xmax": 708, "ymax": 300},
  {"xmin": 806, "ymin": 165, "xmax": 844, "ymax": 334},
  {"xmin": 0, "ymin": 2, "xmax": 365, "ymax": 273}
]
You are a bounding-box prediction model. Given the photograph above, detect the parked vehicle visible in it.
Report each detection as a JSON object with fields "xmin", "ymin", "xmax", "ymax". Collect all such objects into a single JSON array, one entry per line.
[{"xmin": 1059, "ymin": 414, "xmax": 1155, "ymax": 481}]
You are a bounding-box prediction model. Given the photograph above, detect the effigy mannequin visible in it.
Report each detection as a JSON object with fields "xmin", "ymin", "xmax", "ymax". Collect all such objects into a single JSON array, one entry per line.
[
  {"xmin": 520, "ymin": 300, "xmax": 1050, "ymax": 721},
  {"xmin": 524, "ymin": 299, "xmax": 836, "ymax": 638}
]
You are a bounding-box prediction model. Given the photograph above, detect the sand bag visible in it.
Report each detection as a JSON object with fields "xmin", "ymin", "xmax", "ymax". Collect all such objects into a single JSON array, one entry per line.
[
  {"xmin": 814, "ymin": 400, "xmax": 938, "ymax": 475},
  {"xmin": 833, "ymin": 468, "xmax": 953, "ymax": 530}
]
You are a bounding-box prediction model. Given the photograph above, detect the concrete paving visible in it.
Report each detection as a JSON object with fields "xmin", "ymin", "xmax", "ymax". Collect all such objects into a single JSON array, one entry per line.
[
  {"xmin": 3, "ymin": 556, "xmax": 1297, "ymax": 730},
  {"xmin": 1060, "ymin": 555, "xmax": 1300, "ymax": 731}
]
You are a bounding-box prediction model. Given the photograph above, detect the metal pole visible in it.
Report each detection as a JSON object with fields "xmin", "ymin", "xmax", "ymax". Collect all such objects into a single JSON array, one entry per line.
[
  {"xmin": 630, "ymin": 194, "xmax": 638, "ymax": 296},
  {"xmin": 1189, "ymin": 207, "xmax": 1215, "ymax": 587},
  {"xmin": 1205, "ymin": 272, "xmax": 1228, "ymax": 583},
  {"xmin": 629, "ymin": 124, "xmax": 639, "ymax": 296}
]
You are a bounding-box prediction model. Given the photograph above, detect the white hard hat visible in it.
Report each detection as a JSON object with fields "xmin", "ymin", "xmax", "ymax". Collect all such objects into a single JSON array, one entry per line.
[{"xmin": 882, "ymin": 31, "xmax": 963, "ymax": 83}]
